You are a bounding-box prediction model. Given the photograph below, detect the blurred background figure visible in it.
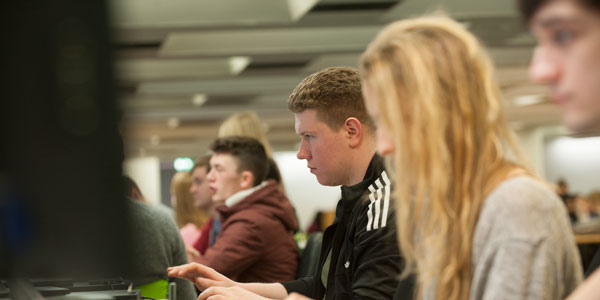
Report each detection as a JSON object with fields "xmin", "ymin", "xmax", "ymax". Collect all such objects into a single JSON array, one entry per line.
[
  {"xmin": 185, "ymin": 155, "xmax": 223, "ymax": 262},
  {"xmin": 576, "ymin": 194, "xmax": 599, "ymax": 224},
  {"xmin": 306, "ymin": 211, "xmax": 323, "ymax": 234},
  {"xmin": 557, "ymin": 178, "xmax": 570, "ymax": 197},
  {"xmin": 218, "ymin": 111, "xmax": 273, "ymax": 157},
  {"xmin": 171, "ymin": 170, "xmax": 210, "ymax": 245},
  {"xmin": 124, "ymin": 175, "xmax": 174, "ymax": 219},
  {"xmin": 306, "ymin": 211, "xmax": 336, "ymax": 234},
  {"xmin": 565, "ymin": 194, "xmax": 579, "ymax": 224},
  {"xmin": 123, "ymin": 176, "xmax": 197, "ymax": 300},
  {"xmin": 589, "ymin": 192, "xmax": 600, "ymax": 217},
  {"xmin": 124, "ymin": 175, "xmax": 147, "ymax": 203},
  {"xmin": 218, "ymin": 111, "xmax": 286, "ymax": 193}
]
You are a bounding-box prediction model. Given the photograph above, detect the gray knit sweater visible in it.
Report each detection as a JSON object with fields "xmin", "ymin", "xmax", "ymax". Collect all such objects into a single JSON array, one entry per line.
[
  {"xmin": 128, "ymin": 199, "xmax": 196, "ymax": 300},
  {"xmin": 468, "ymin": 176, "xmax": 583, "ymax": 299}
]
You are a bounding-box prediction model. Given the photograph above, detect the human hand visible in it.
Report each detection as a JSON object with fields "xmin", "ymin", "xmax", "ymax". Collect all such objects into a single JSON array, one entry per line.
[
  {"xmin": 198, "ymin": 286, "xmax": 272, "ymax": 300},
  {"xmin": 167, "ymin": 263, "xmax": 236, "ymax": 291},
  {"xmin": 283, "ymin": 292, "xmax": 313, "ymax": 300}
]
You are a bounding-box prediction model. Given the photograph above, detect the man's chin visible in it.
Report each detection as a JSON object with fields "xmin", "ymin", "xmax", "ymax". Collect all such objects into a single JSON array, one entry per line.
[
  {"xmin": 564, "ymin": 114, "xmax": 600, "ymax": 134},
  {"xmin": 316, "ymin": 176, "xmax": 340, "ymax": 187}
]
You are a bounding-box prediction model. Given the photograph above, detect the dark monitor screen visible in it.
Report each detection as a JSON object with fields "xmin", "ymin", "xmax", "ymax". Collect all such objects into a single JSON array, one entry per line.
[{"xmin": 0, "ymin": 1, "xmax": 132, "ymax": 279}]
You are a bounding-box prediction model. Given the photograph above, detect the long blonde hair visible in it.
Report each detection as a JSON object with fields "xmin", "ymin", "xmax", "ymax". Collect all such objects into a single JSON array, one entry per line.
[
  {"xmin": 360, "ymin": 16, "xmax": 527, "ymax": 300},
  {"xmin": 218, "ymin": 111, "xmax": 273, "ymax": 157},
  {"xmin": 171, "ymin": 171, "xmax": 209, "ymax": 228}
]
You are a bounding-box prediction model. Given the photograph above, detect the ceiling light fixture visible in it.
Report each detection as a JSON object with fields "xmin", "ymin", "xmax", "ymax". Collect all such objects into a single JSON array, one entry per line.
[
  {"xmin": 192, "ymin": 94, "xmax": 207, "ymax": 107},
  {"xmin": 228, "ymin": 56, "xmax": 251, "ymax": 75},
  {"xmin": 167, "ymin": 117, "xmax": 180, "ymax": 129}
]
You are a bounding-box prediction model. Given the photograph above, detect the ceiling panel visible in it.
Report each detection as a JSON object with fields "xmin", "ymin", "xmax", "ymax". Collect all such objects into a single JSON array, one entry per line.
[
  {"xmin": 385, "ymin": 0, "xmax": 517, "ymax": 19},
  {"xmin": 117, "ymin": 57, "xmax": 251, "ymax": 82},
  {"xmin": 108, "ymin": 0, "xmax": 553, "ymax": 161},
  {"xmin": 137, "ymin": 75, "xmax": 308, "ymax": 95},
  {"xmin": 159, "ymin": 26, "xmax": 382, "ymax": 56},
  {"xmin": 110, "ymin": 0, "xmax": 317, "ymax": 28}
]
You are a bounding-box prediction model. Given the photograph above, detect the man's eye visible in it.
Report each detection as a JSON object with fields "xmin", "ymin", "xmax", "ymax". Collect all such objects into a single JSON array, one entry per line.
[
  {"xmin": 305, "ymin": 135, "xmax": 313, "ymax": 140},
  {"xmin": 553, "ymin": 29, "xmax": 573, "ymax": 45}
]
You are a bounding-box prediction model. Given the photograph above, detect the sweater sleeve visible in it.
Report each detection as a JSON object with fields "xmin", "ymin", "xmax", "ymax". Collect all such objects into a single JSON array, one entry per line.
[
  {"xmin": 196, "ymin": 216, "xmax": 264, "ymax": 280},
  {"xmin": 470, "ymin": 177, "xmax": 583, "ymax": 300},
  {"xmin": 281, "ymin": 277, "xmax": 316, "ymax": 297},
  {"xmin": 165, "ymin": 211, "xmax": 198, "ymax": 300},
  {"xmin": 474, "ymin": 236, "xmax": 565, "ymax": 300}
]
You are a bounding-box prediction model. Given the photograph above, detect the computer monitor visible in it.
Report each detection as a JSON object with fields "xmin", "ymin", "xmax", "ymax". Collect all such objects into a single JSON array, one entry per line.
[{"xmin": 0, "ymin": 0, "xmax": 132, "ymax": 280}]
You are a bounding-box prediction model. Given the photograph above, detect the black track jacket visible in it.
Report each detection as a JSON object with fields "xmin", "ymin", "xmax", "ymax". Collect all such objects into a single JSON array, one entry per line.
[{"xmin": 282, "ymin": 154, "xmax": 404, "ymax": 300}]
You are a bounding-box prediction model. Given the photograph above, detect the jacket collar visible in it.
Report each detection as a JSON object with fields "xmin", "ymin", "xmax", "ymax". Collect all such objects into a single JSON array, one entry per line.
[
  {"xmin": 339, "ymin": 154, "xmax": 384, "ymax": 213},
  {"xmin": 224, "ymin": 181, "xmax": 269, "ymax": 208}
]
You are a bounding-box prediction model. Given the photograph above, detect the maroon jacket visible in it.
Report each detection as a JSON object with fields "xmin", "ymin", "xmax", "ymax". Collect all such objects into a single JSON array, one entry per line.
[{"xmin": 196, "ymin": 180, "xmax": 299, "ymax": 283}]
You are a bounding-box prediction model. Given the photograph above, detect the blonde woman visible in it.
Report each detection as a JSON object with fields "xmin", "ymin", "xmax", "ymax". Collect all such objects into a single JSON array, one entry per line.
[
  {"xmin": 171, "ymin": 171, "xmax": 209, "ymax": 229},
  {"xmin": 219, "ymin": 111, "xmax": 285, "ymax": 192},
  {"xmin": 359, "ymin": 16, "xmax": 582, "ymax": 300},
  {"xmin": 218, "ymin": 111, "xmax": 274, "ymax": 157}
]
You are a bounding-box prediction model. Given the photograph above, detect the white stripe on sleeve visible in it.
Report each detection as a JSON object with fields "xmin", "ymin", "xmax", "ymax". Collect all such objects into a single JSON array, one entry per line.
[{"xmin": 381, "ymin": 171, "xmax": 391, "ymax": 227}]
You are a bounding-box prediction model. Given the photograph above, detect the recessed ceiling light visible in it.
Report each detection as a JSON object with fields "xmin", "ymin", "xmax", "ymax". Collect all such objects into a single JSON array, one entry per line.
[
  {"xmin": 228, "ymin": 56, "xmax": 251, "ymax": 75},
  {"xmin": 167, "ymin": 117, "xmax": 180, "ymax": 129},
  {"xmin": 192, "ymin": 94, "xmax": 207, "ymax": 107}
]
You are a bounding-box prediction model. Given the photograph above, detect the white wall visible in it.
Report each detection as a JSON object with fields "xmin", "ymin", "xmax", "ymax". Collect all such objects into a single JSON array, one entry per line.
[
  {"xmin": 515, "ymin": 125, "xmax": 567, "ymax": 177},
  {"xmin": 123, "ymin": 156, "xmax": 162, "ymax": 204},
  {"xmin": 545, "ymin": 136, "xmax": 600, "ymax": 195},
  {"xmin": 274, "ymin": 151, "xmax": 341, "ymax": 231},
  {"xmin": 515, "ymin": 124, "xmax": 600, "ymax": 195}
]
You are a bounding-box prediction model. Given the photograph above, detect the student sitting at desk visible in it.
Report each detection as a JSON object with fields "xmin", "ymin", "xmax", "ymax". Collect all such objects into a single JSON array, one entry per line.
[{"xmin": 190, "ymin": 137, "xmax": 299, "ymax": 283}]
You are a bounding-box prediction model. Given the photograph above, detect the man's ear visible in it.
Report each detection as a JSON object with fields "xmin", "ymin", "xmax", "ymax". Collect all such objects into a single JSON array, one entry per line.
[
  {"xmin": 131, "ymin": 188, "xmax": 146, "ymax": 203},
  {"xmin": 344, "ymin": 117, "xmax": 363, "ymax": 148},
  {"xmin": 240, "ymin": 170, "xmax": 255, "ymax": 189}
]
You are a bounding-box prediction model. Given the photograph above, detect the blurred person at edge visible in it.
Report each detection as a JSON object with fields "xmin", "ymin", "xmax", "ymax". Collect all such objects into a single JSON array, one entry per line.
[
  {"xmin": 520, "ymin": 0, "xmax": 600, "ymax": 298},
  {"xmin": 172, "ymin": 171, "xmax": 209, "ymax": 230},
  {"xmin": 218, "ymin": 111, "xmax": 287, "ymax": 193},
  {"xmin": 170, "ymin": 164, "xmax": 210, "ymax": 261},
  {"xmin": 123, "ymin": 175, "xmax": 197, "ymax": 300},
  {"xmin": 184, "ymin": 155, "xmax": 224, "ymax": 262},
  {"xmin": 219, "ymin": 111, "xmax": 274, "ymax": 158}
]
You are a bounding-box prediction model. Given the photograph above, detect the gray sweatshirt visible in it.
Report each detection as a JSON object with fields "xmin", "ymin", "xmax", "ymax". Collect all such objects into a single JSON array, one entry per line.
[
  {"xmin": 469, "ymin": 176, "xmax": 583, "ymax": 299},
  {"xmin": 128, "ymin": 199, "xmax": 197, "ymax": 300}
]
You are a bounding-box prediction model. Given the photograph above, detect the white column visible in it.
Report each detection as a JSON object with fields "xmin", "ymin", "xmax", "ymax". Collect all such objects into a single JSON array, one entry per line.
[{"xmin": 123, "ymin": 156, "xmax": 162, "ymax": 204}]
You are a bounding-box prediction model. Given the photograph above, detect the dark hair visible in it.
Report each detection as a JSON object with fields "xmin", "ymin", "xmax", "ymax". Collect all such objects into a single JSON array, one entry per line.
[
  {"xmin": 210, "ymin": 136, "xmax": 268, "ymax": 186},
  {"xmin": 519, "ymin": 0, "xmax": 600, "ymax": 23},
  {"xmin": 288, "ymin": 66, "xmax": 374, "ymax": 131},
  {"xmin": 123, "ymin": 175, "xmax": 142, "ymax": 199},
  {"xmin": 265, "ymin": 157, "xmax": 282, "ymax": 184},
  {"xmin": 191, "ymin": 154, "xmax": 211, "ymax": 173}
]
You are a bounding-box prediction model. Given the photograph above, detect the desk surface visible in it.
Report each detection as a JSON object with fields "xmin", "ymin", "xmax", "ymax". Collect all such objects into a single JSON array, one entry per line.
[
  {"xmin": 46, "ymin": 290, "xmax": 138, "ymax": 300},
  {"xmin": 575, "ymin": 233, "xmax": 600, "ymax": 244}
]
